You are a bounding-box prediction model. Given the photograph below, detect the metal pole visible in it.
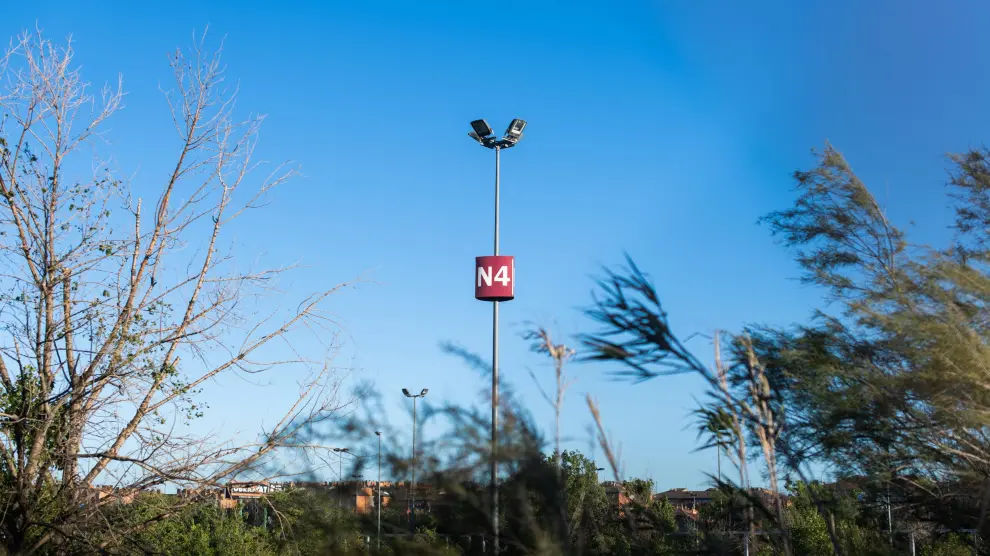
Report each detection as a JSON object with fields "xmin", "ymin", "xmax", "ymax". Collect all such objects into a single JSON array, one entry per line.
[
  {"xmin": 492, "ymin": 145, "xmax": 501, "ymax": 553},
  {"xmin": 377, "ymin": 434, "xmax": 382, "ymax": 551},
  {"xmin": 716, "ymin": 439, "xmax": 721, "ymax": 484},
  {"xmin": 411, "ymin": 395, "xmax": 417, "ymax": 535},
  {"xmin": 887, "ymin": 484, "xmax": 894, "ymax": 546}
]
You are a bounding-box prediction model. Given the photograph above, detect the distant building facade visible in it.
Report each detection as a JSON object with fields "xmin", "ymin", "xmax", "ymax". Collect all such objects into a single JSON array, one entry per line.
[
  {"xmin": 177, "ymin": 480, "xmax": 392, "ymax": 514},
  {"xmin": 656, "ymin": 488, "xmax": 714, "ymax": 512}
]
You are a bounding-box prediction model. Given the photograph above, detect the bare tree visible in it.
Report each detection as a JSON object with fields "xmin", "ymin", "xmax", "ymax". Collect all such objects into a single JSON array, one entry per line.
[
  {"xmin": 712, "ymin": 331, "xmax": 755, "ymax": 555},
  {"xmin": 0, "ymin": 29, "xmax": 355, "ymax": 553},
  {"xmin": 736, "ymin": 334, "xmax": 790, "ymax": 553},
  {"xmin": 523, "ymin": 324, "xmax": 575, "ymax": 470}
]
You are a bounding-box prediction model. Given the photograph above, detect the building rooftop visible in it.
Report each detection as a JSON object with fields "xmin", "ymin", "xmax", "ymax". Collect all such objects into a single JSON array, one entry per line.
[{"xmin": 657, "ymin": 488, "xmax": 715, "ymax": 500}]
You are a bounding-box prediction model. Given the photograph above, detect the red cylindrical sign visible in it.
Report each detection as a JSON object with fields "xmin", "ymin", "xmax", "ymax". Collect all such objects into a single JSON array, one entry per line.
[{"xmin": 475, "ymin": 256, "xmax": 515, "ymax": 301}]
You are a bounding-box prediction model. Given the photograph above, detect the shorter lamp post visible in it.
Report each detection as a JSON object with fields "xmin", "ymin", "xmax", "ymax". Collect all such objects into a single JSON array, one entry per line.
[
  {"xmin": 375, "ymin": 431, "xmax": 382, "ymax": 550},
  {"xmin": 402, "ymin": 388, "xmax": 428, "ymax": 534},
  {"xmin": 332, "ymin": 447, "xmax": 350, "ymax": 509},
  {"xmin": 353, "ymin": 473, "xmax": 362, "ymax": 514}
]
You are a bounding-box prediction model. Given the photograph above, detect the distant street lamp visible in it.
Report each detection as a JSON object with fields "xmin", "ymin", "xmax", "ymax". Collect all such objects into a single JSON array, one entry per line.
[
  {"xmin": 375, "ymin": 431, "xmax": 382, "ymax": 551},
  {"xmin": 402, "ymin": 388, "xmax": 428, "ymax": 534},
  {"xmin": 353, "ymin": 473, "xmax": 362, "ymax": 514},
  {"xmin": 468, "ymin": 118, "xmax": 526, "ymax": 553},
  {"xmin": 332, "ymin": 447, "xmax": 350, "ymax": 509}
]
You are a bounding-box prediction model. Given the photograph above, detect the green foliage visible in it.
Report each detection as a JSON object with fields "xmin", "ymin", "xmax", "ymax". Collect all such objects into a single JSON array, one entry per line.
[
  {"xmin": 57, "ymin": 489, "xmax": 387, "ymax": 556},
  {"xmin": 555, "ymin": 450, "xmax": 624, "ymax": 553},
  {"xmin": 558, "ymin": 450, "xmax": 608, "ymax": 530},
  {"xmin": 572, "ymin": 140, "xmax": 990, "ymax": 555},
  {"xmin": 133, "ymin": 502, "xmax": 275, "ymax": 556},
  {"xmin": 788, "ymin": 485, "xmax": 840, "ymax": 556},
  {"xmin": 756, "ymin": 143, "xmax": 990, "ymax": 538},
  {"xmin": 698, "ymin": 488, "xmax": 747, "ymax": 536},
  {"xmin": 652, "ymin": 496, "xmax": 677, "ymax": 533},
  {"xmin": 265, "ymin": 489, "xmax": 354, "ymax": 555},
  {"xmin": 621, "ymin": 477, "xmax": 653, "ymax": 505},
  {"xmin": 921, "ymin": 534, "xmax": 973, "ymax": 556}
]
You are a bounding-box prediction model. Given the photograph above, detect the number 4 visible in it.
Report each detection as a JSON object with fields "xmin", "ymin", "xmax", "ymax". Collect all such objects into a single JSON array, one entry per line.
[{"xmin": 494, "ymin": 265, "xmax": 510, "ymax": 286}]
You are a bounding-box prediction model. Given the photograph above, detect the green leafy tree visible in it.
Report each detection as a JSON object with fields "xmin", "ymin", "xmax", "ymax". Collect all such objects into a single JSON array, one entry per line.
[
  {"xmin": 579, "ymin": 142, "xmax": 990, "ymax": 554},
  {"xmin": 622, "ymin": 478, "xmax": 653, "ymax": 506},
  {"xmin": 921, "ymin": 534, "xmax": 975, "ymax": 556},
  {"xmin": 786, "ymin": 482, "xmax": 875, "ymax": 556},
  {"xmin": 557, "ymin": 450, "xmax": 609, "ymax": 552},
  {"xmin": 130, "ymin": 499, "xmax": 275, "ymax": 556},
  {"xmin": 265, "ymin": 489, "xmax": 357, "ymax": 555},
  {"xmin": 757, "ymin": 144, "xmax": 990, "ymax": 540}
]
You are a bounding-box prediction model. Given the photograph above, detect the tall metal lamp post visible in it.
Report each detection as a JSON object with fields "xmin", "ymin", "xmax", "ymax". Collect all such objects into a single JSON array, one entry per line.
[
  {"xmin": 375, "ymin": 431, "xmax": 382, "ymax": 551},
  {"xmin": 468, "ymin": 118, "xmax": 526, "ymax": 553},
  {"xmin": 402, "ymin": 387, "xmax": 428, "ymax": 535}
]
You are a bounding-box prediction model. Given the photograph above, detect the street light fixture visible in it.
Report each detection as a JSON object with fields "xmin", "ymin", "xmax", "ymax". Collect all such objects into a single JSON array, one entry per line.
[
  {"xmin": 468, "ymin": 118, "xmax": 527, "ymax": 151},
  {"xmin": 402, "ymin": 387, "xmax": 428, "ymax": 535},
  {"xmin": 467, "ymin": 118, "xmax": 526, "ymax": 553},
  {"xmin": 470, "ymin": 119, "xmax": 494, "ymax": 140},
  {"xmin": 503, "ymin": 119, "xmax": 526, "ymax": 144}
]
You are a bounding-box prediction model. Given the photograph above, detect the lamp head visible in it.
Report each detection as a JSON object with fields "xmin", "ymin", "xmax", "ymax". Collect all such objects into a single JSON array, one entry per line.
[
  {"xmin": 402, "ymin": 388, "xmax": 411, "ymax": 397},
  {"xmin": 375, "ymin": 430, "xmax": 382, "ymax": 436},
  {"xmin": 504, "ymin": 119, "xmax": 526, "ymax": 142},
  {"xmin": 470, "ymin": 119, "xmax": 493, "ymax": 138},
  {"xmin": 420, "ymin": 388, "xmax": 429, "ymax": 396}
]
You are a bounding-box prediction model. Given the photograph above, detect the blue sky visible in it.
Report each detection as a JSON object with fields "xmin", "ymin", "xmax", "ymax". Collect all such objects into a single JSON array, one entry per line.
[{"xmin": 5, "ymin": 1, "xmax": 988, "ymax": 488}]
